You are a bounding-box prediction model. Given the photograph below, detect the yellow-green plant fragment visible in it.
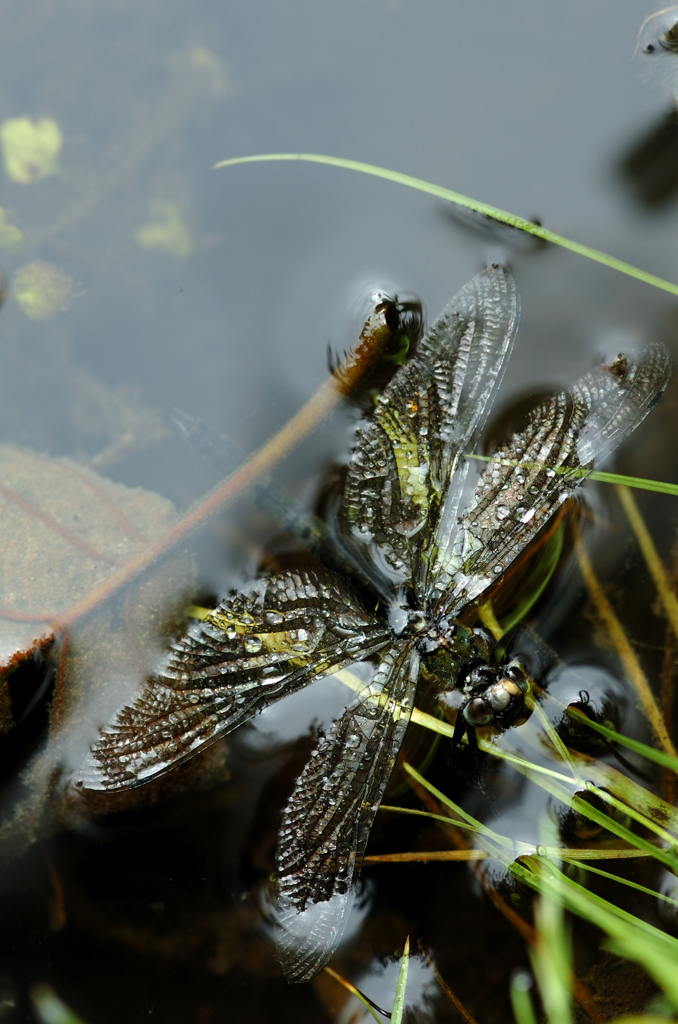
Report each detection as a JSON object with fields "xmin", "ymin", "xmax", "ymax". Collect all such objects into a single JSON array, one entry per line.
[
  {"xmin": 0, "ymin": 117, "xmax": 62, "ymax": 184},
  {"xmin": 13, "ymin": 261, "xmax": 72, "ymax": 320},
  {"xmin": 188, "ymin": 44, "xmax": 230, "ymax": 94},
  {"xmin": 30, "ymin": 983, "xmax": 87, "ymax": 1024},
  {"xmin": 0, "ymin": 208, "xmax": 24, "ymax": 249},
  {"xmin": 135, "ymin": 200, "xmax": 193, "ymax": 259},
  {"xmin": 166, "ymin": 45, "xmax": 230, "ymax": 95}
]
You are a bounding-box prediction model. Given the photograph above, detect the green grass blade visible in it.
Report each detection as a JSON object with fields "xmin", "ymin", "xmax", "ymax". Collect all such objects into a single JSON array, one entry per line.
[
  {"xmin": 579, "ymin": 760, "xmax": 678, "ymax": 838},
  {"xmin": 391, "ymin": 936, "xmax": 410, "ymax": 1024},
  {"xmin": 493, "ymin": 527, "xmax": 564, "ymax": 636},
  {"xmin": 323, "ymin": 968, "xmax": 384, "ymax": 1023},
  {"xmin": 524, "ymin": 689, "xmax": 582, "ymax": 781},
  {"xmin": 524, "ymin": 858, "xmax": 678, "ymax": 952},
  {"xmin": 567, "ymin": 707, "xmax": 678, "ymax": 774},
  {"xmin": 467, "ymin": 455, "xmax": 678, "ymax": 499},
  {"xmin": 531, "ymin": 873, "xmax": 573, "ymax": 1024},
  {"xmin": 559, "ymin": 789, "xmax": 675, "ymax": 869},
  {"xmin": 574, "ymin": 860, "xmax": 678, "ymax": 911},
  {"xmin": 489, "ymin": 749, "xmax": 678, "ymax": 868},
  {"xmin": 403, "ymin": 763, "xmax": 513, "ymax": 850},
  {"xmin": 510, "ymin": 972, "xmax": 538, "ymax": 1024},
  {"xmin": 408, "ymin": 711, "xmax": 678, "ymax": 862},
  {"xmin": 590, "ymin": 470, "xmax": 678, "ymax": 496},
  {"xmin": 378, "ymin": 804, "xmax": 485, "ymax": 833},
  {"xmin": 513, "ymin": 857, "xmax": 678, "ymax": 1006},
  {"xmin": 214, "ymin": 153, "xmax": 678, "ymax": 298}
]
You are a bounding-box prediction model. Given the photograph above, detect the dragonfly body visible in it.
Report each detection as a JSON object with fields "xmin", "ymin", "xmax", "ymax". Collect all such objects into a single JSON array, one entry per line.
[{"xmin": 79, "ymin": 265, "xmax": 671, "ymax": 983}]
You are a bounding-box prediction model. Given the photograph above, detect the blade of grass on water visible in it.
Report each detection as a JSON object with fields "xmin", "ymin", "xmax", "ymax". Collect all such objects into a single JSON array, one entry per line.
[
  {"xmin": 573, "ymin": 520, "xmax": 677, "ymax": 758},
  {"xmin": 616, "ymin": 484, "xmax": 678, "ymax": 637},
  {"xmin": 391, "ymin": 936, "xmax": 410, "ymax": 1024},
  {"xmin": 403, "ymin": 763, "xmax": 513, "ymax": 851},
  {"xmin": 531, "ymin": 870, "xmax": 573, "ymax": 1024},
  {"xmin": 511, "ymin": 972, "xmax": 539, "ymax": 1024},
  {"xmin": 524, "ymin": 688, "xmax": 582, "ymax": 782},
  {"xmin": 515, "ymin": 857, "xmax": 678, "ymax": 1008},
  {"xmin": 577, "ymin": 758, "xmax": 678, "ymax": 837},
  {"xmin": 475, "ymin": 744, "xmax": 678, "ymax": 869},
  {"xmin": 214, "ymin": 154, "xmax": 678, "ymax": 298},
  {"xmin": 467, "ymin": 454, "xmax": 678, "ymax": 500},
  {"xmin": 574, "ymin": 860, "xmax": 678, "ymax": 911},
  {"xmin": 567, "ymin": 707, "xmax": 678, "ymax": 775},
  {"xmin": 324, "ymin": 968, "xmax": 385, "ymax": 1024}
]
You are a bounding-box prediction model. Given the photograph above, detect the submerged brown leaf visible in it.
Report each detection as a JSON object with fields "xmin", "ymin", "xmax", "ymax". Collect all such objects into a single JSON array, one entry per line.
[
  {"xmin": 0, "ymin": 444, "xmax": 182, "ymax": 672},
  {"xmin": 0, "ymin": 444, "xmax": 199, "ymax": 857}
]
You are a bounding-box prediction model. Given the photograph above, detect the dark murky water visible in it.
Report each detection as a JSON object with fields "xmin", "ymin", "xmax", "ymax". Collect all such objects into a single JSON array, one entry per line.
[{"xmin": 1, "ymin": 2, "xmax": 678, "ymax": 1022}]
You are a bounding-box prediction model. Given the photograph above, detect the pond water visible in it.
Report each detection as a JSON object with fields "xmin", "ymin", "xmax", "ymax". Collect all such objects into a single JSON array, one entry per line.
[{"xmin": 1, "ymin": 1, "xmax": 678, "ymax": 1022}]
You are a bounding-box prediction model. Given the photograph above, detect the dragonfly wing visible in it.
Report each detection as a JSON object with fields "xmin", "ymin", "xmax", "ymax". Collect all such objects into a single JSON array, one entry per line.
[
  {"xmin": 341, "ymin": 265, "xmax": 519, "ymax": 594},
  {"xmin": 273, "ymin": 643, "xmax": 420, "ymax": 982},
  {"xmin": 431, "ymin": 343, "xmax": 672, "ymax": 613},
  {"xmin": 79, "ymin": 568, "xmax": 390, "ymax": 791}
]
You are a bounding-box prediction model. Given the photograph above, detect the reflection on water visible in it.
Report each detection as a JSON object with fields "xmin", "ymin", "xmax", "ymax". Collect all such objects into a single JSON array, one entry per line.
[
  {"xmin": 638, "ymin": 7, "xmax": 678, "ymax": 60},
  {"xmin": 623, "ymin": 7, "xmax": 678, "ymax": 208}
]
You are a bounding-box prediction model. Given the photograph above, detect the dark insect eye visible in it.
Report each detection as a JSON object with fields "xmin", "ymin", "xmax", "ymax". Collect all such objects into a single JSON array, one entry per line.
[
  {"xmin": 502, "ymin": 659, "xmax": 528, "ymax": 693},
  {"xmin": 463, "ymin": 697, "xmax": 494, "ymax": 727}
]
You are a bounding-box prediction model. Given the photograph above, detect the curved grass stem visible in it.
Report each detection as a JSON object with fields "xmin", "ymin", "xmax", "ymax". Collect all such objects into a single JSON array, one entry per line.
[
  {"xmin": 616, "ymin": 484, "xmax": 678, "ymax": 639},
  {"xmin": 573, "ymin": 520, "xmax": 677, "ymax": 757},
  {"xmin": 214, "ymin": 153, "xmax": 678, "ymax": 297}
]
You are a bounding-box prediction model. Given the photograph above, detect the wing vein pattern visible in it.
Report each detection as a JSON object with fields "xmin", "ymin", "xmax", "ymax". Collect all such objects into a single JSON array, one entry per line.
[
  {"xmin": 274, "ymin": 643, "xmax": 420, "ymax": 982},
  {"xmin": 432, "ymin": 343, "xmax": 672, "ymax": 614},
  {"xmin": 342, "ymin": 265, "xmax": 520, "ymax": 602},
  {"xmin": 81, "ymin": 568, "xmax": 391, "ymax": 790}
]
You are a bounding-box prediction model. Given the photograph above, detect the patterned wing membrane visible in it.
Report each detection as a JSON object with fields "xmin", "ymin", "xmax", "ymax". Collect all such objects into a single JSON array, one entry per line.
[
  {"xmin": 341, "ymin": 264, "xmax": 519, "ymax": 594},
  {"xmin": 430, "ymin": 343, "xmax": 672, "ymax": 614},
  {"xmin": 273, "ymin": 644, "xmax": 420, "ymax": 983},
  {"xmin": 80, "ymin": 568, "xmax": 391, "ymax": 791}
]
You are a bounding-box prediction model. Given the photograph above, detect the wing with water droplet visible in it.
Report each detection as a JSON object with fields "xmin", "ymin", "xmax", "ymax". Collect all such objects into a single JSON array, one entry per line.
[
  {"xmin": 79, "ymin": 568, "xmax": 390, "ymax": 791},
  {"xmin": 429, "ymin": 343, "xmax": 672, "ymax": 614},
  {"xmin": 341, "ymin": 265, "xmax": 519, "ymax": 598},
  {"xmin": 274, "ymin": 643, "xmax": 420, "ymax": 982}
]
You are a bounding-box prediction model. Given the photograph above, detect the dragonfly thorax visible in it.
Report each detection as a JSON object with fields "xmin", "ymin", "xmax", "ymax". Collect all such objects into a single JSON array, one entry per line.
[
  {"xmin": 387, "ymin": 597, "xmax": 475, "ymax": 657},
  {"xmin": 387, "ymin": 597, "xmax": 427, "ymax": 638},
  {"xmin": 458, "ymin": 658, "xmax": 529, "ymax": 728}
]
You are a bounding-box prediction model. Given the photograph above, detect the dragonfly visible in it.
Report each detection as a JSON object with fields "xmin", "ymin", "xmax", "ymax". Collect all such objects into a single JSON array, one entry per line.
[{"xmin": 79, "ymin": 265, "xmax": 671, "ymax": 983}]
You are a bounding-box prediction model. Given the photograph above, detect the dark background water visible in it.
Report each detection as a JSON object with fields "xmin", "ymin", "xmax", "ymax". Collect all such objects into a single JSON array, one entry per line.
[{"xmin": 1, "ymin": 1, "xmax": 678, "ymax": 1022}]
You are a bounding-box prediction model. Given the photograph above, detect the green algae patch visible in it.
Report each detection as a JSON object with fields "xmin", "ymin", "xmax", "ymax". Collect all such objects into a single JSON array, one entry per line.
[
  {"xmin": 186, "ymin": 44, "xmax": 230, "ymax": 94},
  {"xmin": 13, "ymin": 261, "xmax": 72, "ymax": 320},
  {"xmin": 0, "ymin": 117, "xmax": 62, "ymax": 184},
  {"xmin": 166, "ymin": 44, "xmax": 231, "ymax": 95},
  {"xmin": 135, "ymin": 200, "xmax": 193, "ymax": 259},
  {"xmin": 0, "ymin": 209, "xmax": 24, "ymax": 250}
]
